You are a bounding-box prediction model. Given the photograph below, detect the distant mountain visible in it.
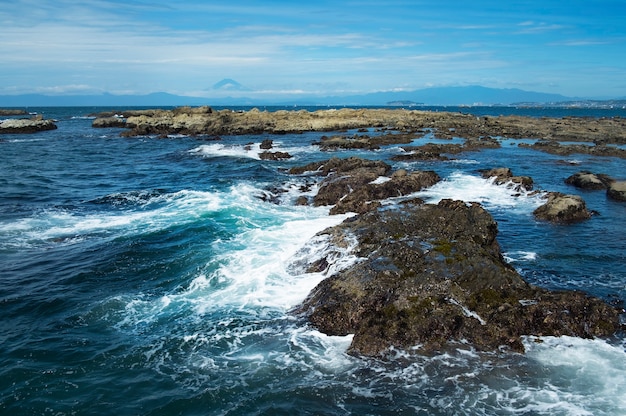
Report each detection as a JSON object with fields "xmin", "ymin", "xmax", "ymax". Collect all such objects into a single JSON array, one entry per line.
[
  {"xmin": 212, "ymin": 78, "xmax": 248, "ymax": 91},
  {"xmin": 316, "ymin": 86, "xmax": 573, "ymax": 106},
  {"xmin": 0, "ymin": 86, "xmax": 582, "ymax": 107}
]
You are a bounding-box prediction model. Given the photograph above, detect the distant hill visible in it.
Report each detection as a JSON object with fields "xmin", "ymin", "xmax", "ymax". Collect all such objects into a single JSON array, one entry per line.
[
  {"xmin": 0, "ymin": 86, "xmax": 580, "ymax": 107},
  {"xmin": 319, "ymin": 86, "xmax": 572, "ymax": 106}
]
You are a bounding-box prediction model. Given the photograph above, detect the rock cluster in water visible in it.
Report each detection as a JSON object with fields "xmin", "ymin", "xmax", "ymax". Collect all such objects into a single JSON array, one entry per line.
[
  {"xmin": 565, "ymin": 171, "xmax": 626, "ymax": 202},
  {"xmin": 288, "ymin": 158, "xmax": 621, "ymax": 356},
  {"xmin": 91, "ymin": 106, "xmax": 626, "ymax": 157}
]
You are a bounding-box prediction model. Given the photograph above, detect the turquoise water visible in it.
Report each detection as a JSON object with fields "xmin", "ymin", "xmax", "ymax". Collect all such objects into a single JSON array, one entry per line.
[{"xmin": 1, "ymin": 107, "xmax": 625, "ymax": 415}]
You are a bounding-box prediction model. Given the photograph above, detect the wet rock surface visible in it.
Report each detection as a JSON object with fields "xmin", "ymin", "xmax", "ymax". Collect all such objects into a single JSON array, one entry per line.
[
  {"xmin": 533, "ymin": 192, "xmax": 592, "ymax": 223},
  {"xmin": 565, "ymin": 171, "xmax": 613, "ymax": 190},
  {"xmin": 288, "ymin": 157, "xmax": 439, "ymax": 214},
  {"xmin": 294, "ymin": 199, "xmax": 620, "ymax": 356}
]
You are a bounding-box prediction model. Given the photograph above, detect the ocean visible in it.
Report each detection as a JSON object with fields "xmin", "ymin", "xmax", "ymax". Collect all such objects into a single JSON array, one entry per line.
[{"xmin": 1, "ymin": 106, "xmax": 625, "ymax": 415}]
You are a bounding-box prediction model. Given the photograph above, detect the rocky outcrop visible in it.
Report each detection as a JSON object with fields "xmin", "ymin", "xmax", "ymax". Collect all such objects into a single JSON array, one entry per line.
[
  {"xmin": 480, "ymin": 167, "xmax": 534, "ymax": 191},
  {"xmin": 533, "ymin": 192, "xmax": 592, "ymax": 223},
  {"xmin": 565, "ymin": 171, "xmax": 613, "ymax": 190},
  {"xmin": 288, "ymin": 157, "xmax": 439, "ymax": 214},
  {"xmin": 0, "ymin": 117, "xmax": 57, "ymax": 134},
  {"xmin": 607, "ymin": 181, "xmax": 626, "ymax": 201},
  {"xmin": 294, "ymin": 199, "xmax": 620, "ymax": 356},
  {"xmin": 259, "ymin": 151, "xmax": 292, "ymax": 160}
]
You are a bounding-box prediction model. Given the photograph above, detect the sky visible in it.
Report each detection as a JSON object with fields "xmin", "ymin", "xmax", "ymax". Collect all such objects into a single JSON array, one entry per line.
[{"xmin": 1, "ymin": 0, "xmax": 625, "ymax": 100}]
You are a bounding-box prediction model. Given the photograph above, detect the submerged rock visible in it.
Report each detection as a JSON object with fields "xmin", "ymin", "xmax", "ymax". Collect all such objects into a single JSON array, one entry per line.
[
  {"xmin": 294, "ymin": 199, "xmax": 620, "ymax": 356},
  {"xmin": 533, "ymin": 192, "xmax": 592, "ymax": 223}
]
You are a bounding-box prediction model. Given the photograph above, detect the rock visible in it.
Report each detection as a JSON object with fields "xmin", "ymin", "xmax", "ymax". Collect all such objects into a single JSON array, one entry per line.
[
  {"xmin": 92, "ymin": 116, "xmax": 127, "ymax": 128},
  {"xmin": 310, "ymin": 158, "xmax": 392, "ymax": 208},
  {"xmin": 565, "ymin": 171, "xmax": 613, "ymax": 190},
  {"xmin": 0, "ymin": 118, "xmax": 57, "ymax": 134},
  {"xmin": 315, "ymin": 133, "xmax": 416, "ymax": 151},
  {"xmin": 294, "ymin": 199, "xmax": 620, "ymax": 356},
  {"xmin": 289, "ymin": 157, "xmax": 439, "ymax": 214},
  {"xmin": 329, "ymin": 170, "xmax": 440, "ymax": 215},
  {"xmin": 260, "ymin": 139, "xmax": 273, "ymax": 149},
  {"xmin": 533, "ymin": 192, "xmax": 592, "ymax": 223},
  {"xmin": 259, "ymin": 151, "xmax": 292, "ymax": 160},
  {"xmin": 607, "ymin": 181, "xmax": 626, "ymax": 201},
  {"xmin": 480, "ymin": 167, "xmax": 534, "ymax": 191}
]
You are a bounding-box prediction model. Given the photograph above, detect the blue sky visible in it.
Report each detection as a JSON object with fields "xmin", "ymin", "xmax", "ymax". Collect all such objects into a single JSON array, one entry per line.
[{"xmin": 1, "ymin": 0, "xmax": 625, "ymax": 99}]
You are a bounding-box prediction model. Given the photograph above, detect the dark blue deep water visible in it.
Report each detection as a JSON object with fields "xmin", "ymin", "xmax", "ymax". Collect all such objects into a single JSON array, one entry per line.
[{"xmin": 1, "ymin": 107, "xmax": 625, "ymax": 415}]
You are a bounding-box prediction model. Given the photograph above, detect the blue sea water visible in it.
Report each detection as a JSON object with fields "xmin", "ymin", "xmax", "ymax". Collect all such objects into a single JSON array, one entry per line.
[{"xmin": 1, "ymin": 106, "xmax": 625, "ymax": 415}]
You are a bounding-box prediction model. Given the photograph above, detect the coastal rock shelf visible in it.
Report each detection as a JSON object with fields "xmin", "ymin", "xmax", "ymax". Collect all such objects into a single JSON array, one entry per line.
[{"xmin": 93, "ymin": 106, "xmax": 626, "ymax": 152}]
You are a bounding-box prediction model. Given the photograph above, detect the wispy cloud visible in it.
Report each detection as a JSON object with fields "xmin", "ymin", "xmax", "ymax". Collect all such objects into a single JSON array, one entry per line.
[{"xmin": 1, "ymin": 0, "xmax": 625, "ymax": 98}]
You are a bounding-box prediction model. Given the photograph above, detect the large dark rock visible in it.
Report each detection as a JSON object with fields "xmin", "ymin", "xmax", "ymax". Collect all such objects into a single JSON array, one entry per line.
[
  {"xmin": 289, "ymin": 157, "xmax": 391, "ymax": 208},
  {"xmin": 289, "ymin": 157, "xmax": 439, "ymax": 214},
  {"xmin": 329, "ymin": 169, "xmax": 441, "ymax": 215},
  {"xmin": 259, "ymin": 150, "xmax": 292, "ymax": 160},
  {"xmin": 294, "ymin": 199, "xmax": 620, "ymax": 356},
  {"xmin": 533, "ymin": 192, "xmax": 592, "ymax": 223},
  {"xmin": 565, "ymin": 171, "xmax": 613, "ymax": 190}
]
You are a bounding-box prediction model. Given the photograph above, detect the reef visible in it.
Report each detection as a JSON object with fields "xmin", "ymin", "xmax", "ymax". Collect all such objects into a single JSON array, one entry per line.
[
  {"xmin": 92, "ymin": 106, "xmax": 626, "ymax": 153},
  {"xmin": 288, "ymin": 158, "xmax": 621, "ymax": 356}
]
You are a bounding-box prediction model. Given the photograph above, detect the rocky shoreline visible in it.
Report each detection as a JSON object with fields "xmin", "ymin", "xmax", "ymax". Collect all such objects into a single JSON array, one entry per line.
[{"xmin": 90, "ymin": 106, "xmax": 625, "ymax": 355}]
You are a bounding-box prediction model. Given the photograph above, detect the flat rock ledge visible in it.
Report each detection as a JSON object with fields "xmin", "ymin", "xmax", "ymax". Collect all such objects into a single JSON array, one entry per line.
[
  {"xmin": 0, "ymin": 117, "xmax": 57, "ymax": 134},
  {"xmin": 294, "ymin": 199, "xmax": 620, "ymax": 357},
  {"xmin": 92, "ymin": 107, "xmax": 626, "ymax": 150}
]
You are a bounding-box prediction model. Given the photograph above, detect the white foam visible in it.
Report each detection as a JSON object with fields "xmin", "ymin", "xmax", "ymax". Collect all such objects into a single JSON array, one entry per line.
[
  {"xmin": 189, "ymin": 143, "xmax": 264, "ymax": 160},
  {"xmin": 416, "ymin": 171, "xmax": 545, "ymax": 214},
  {"xmin": 520, "ymin": 336, "xmax": 626, "ymax": 413},
  {"xmin": 189, "ymin": 210, "xmax": 355, "ymax": 314},
  {"xmin": 503, "ymin": 251, "xmax": 537, "ymax": 263}
]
